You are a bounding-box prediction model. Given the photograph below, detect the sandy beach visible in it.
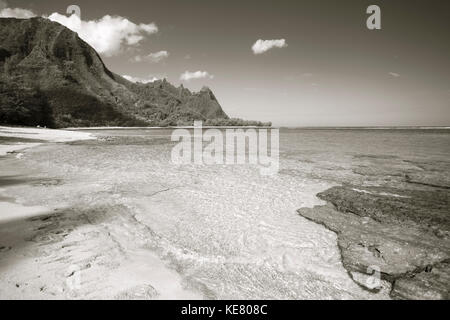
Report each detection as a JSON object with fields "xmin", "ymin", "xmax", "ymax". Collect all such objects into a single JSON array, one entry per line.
[
  {"xmin": 0, "ymin": 127, "xmax": 201, "ymax": 299},
  {"xmin": 1, "ymin": 126, "xmax": 448, "ymax": 299}
]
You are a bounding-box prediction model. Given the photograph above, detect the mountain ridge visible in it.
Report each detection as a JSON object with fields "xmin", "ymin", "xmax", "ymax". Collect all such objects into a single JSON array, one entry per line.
[{"xmin": 0, "ymin": 17, "xmax": 241, "ymax": 128}]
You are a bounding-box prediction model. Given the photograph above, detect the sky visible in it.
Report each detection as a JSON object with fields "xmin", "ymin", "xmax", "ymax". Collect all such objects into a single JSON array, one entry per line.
[{"xmin": 1, "ymin": 0, "xmax": 449, "ymax": 126}]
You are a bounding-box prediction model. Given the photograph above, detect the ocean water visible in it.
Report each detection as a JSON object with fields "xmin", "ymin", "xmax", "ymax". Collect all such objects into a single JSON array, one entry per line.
[{"xmin": 6, "ymin": 128, "xmax": 450, "ymax": 299}]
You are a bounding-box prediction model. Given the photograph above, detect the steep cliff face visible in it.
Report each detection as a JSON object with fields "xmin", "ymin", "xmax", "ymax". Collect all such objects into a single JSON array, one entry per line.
[{"xmin": 0, "ymin": 17, "xmax": 228, "ymax": 127}]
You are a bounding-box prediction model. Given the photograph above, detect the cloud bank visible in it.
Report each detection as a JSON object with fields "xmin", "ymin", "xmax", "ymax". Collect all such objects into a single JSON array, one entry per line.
[
  {"xmin": 48, "ymin": 13, "xmax": 158, "ymax": 57},
  {"xmin": 131, "ymin": 50, "xmax": 169, "ymax": 63},
  {"xmin": 180, "ymin": 71, "xmax": 214, "ymax": 81},
  {"xmin": 0, "ymin": 2, "xmax": 158, "ymax": 57},
  {"xmin": 0, "ymin": 1, "xmax": 36, "ymax": 18},
  {"xmin": 122, "ymin": 74, "xmax": 159, "ymax": 84},
  {"xmin": 252, "ymin": 39, "xmax": 287, "ymax": 54}
]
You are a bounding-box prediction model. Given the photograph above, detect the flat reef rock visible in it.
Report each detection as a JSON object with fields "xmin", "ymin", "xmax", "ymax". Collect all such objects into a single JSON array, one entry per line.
[
  {"xmin": 298, "ymin": 185, "xmax": 450, "ymax": 300},
  {"xmin": 318, "ymin": 186, "xmax": 450, "ymax": 238}
]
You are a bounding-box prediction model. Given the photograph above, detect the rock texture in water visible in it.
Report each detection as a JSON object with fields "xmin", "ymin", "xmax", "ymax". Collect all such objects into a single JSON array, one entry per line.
[
  {"xmin": 0, "ymin": 17, "xmax": 228, "ymax": 127},
  {"xmin": 298, "ymin": 186, "xmax": 450, "ymax": 300},
  {"xmin": 318, "ymin": 186, "xmax": 450, "ymax": 238},
  {"xmin": 298, "ymin": 151, "xmax": 450, "ymax": 300}
]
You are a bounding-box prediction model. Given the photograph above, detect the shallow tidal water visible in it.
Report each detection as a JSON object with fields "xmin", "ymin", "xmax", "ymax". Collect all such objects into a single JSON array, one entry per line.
[{"xmin": 1, "ymin": 128, "xmax": 449, "ymax": 299}]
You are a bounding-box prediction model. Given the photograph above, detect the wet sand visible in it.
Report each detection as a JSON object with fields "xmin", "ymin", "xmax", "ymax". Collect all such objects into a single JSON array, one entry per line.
[{"xmin": 0, "ymin": 128, "xmax": 200, "ymax": 299}]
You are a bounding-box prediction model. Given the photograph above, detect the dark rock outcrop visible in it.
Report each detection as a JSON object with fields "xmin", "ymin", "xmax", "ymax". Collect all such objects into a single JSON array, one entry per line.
[
  {"xmin": 297, "ymin": 149, "xmax": 450, "ymax": 299},
  {"xmin": 317, "ymin": 186, "xmax": 450, "ymax": 237},
  {"xmin": 0, "ymin": 17, "xmax": 229, "ymax": 128},
  {"xmin": 298, "ymin": 186, "xmax": 450, "ymax": 300}
]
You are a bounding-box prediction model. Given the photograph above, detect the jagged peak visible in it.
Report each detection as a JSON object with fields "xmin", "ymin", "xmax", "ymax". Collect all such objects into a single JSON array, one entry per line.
[{"xmin": 0, "ymin": 16, "xmax": 229, "ymax": 127}]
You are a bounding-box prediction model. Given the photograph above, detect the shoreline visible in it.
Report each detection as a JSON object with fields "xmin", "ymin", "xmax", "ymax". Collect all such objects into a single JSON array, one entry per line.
[
  {"xmin": 66, "ymin": 126, "xmax": 274, "ymax": 130},
  {"xmin": 0, "ymin": 131, "xmax": 202, "ymax": 299},
  {"xmin": 0, "ymin": 126, "xmax": 96, "ymax": 224},
  {"xmin": 0, "ymin": 126, "xmax": 388, "ymax": 299},
  {"xmin": 0, "ymin": 126, "xmax": 96, "ymax": 159},
  {"xmin": 0, "ymin": 143, "xmax": 43, "ymax": 157},
  {"xmin": 2, "ymin": 125, "xmax": 446, "ymax": 131},
  {"xmin": 0, "ymin": 126, "xmax": 96, "ymax": 142},
  {"xmin": 67, "ymin": 125, "xmax": 450, "ymax": 130},
  {"xmin": 3, "ymin": 125, "xmax": 447, "ymax": 299}
]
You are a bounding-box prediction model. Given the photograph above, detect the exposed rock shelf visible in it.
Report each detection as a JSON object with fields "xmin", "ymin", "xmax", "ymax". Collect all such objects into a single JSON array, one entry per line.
[{"xmin": 298, "ymin": 185, "xmax": 450, "ymax": 299}]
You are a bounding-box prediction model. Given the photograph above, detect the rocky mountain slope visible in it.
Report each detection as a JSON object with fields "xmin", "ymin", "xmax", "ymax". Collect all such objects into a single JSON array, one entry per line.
[{"xmin": 0, "ymin": 17, "xmax": 229, "ymax": 128}]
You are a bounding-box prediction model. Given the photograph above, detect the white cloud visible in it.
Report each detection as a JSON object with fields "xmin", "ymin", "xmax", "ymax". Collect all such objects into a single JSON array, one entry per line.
[
  {"xmin": 47, "ymin": 13, "xmax": 158, "ymax": 57},
  {"xmin": 180, "ymin": 71, "xmax": 214, "ymax": 81},
  {"xmin": 252, "ymin": 39, "xmax": 287, "ymax": 55},
  {"xmin": 131, "ymin": 50, "xmax": 169, "ymax": 63},
  {"xmin": 122, "ymin": 74, "xmax": 159, "ymax": 84},
  {"xmin": 389, "ymin": 72, "xmax": 400, "ymax": 78},
  {"xmin": 0, "ymin": 1, "xmax": 36, "ymax": 19},
  {"xmin": 0, "ymin": 2, "xmax": 158, "ymax": 57}
]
